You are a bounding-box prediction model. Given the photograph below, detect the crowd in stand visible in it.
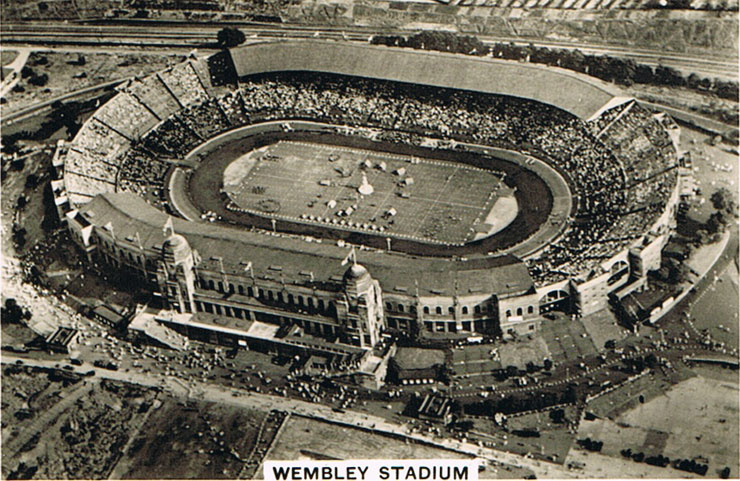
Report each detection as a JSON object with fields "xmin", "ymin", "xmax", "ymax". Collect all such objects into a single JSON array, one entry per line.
[
  {"xmin": 64, "ymin": 66, "xmax": 678, "ymax": 285},
  {"xmin": 117, "ymin": 147, "xmax": 170, "ymax": 209}
]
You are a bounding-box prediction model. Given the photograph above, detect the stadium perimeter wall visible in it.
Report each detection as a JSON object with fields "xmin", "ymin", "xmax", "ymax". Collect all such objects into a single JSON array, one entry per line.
[
  {"xmin": 53, "ymin": 42, "xmax": 681, "ymax": 346},
  {"xmin": 228, "ymin": 40, "xmax": 628, "ymax": 122}
]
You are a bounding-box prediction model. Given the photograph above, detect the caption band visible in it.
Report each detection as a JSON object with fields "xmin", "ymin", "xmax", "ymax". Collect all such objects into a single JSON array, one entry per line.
[{"xmin": 265, "ymin": 460, "xmax": 479, "ymax": 481}]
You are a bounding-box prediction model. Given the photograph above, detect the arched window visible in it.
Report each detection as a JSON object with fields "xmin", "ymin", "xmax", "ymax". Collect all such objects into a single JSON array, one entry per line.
[
  {"xmin": 516, "ymin": 307, "xmax": 523, "ymax": 316},
  {"xmin": 423, "ymin": 306, "xmax": 430, "ymax": 314},
  {"xmin": 398, "ymin": 304, "xmax": 404, "ymax": 313},
  {"xmin": 448, "ymin": 306, "xmax": 454, "ymax": 314},
  {"xmin": 238, "ymin": 285, "xmax": 244, "ymax": 295},
  {"xmin": 208, "ymin": 280, "xmax": 215, "ymax": 290},
  {"xmin": 288, "ymin": 294, "xmax": 294, "ymax": 304},
  {"xmin": 506, "ymin": 309, "xmax": 512, "ymax": 318},
  {"xmin": 386, "ymin": 302, "xmax": 393, "ymax": 311},
  {"xmin": 528, "ymin": 305, "xmax": 534, "ymax": 314},
  {"xmin": 318, "ymin": 299, "xmax": 325, "ymax": 310},
  {"xmin": 462, "ymin": 306, "xmax": 469, "ymax": 315},
  {"xmin": 436, "ymin": 306, "xmax": 442, "ymax": 315},
  {"xmin": 474, "ymin": 305, "xmax": 481, "ymax": 314},
  {"xmin": 247, "ymin": 286, "xmax": 254, "ymax": 297}
]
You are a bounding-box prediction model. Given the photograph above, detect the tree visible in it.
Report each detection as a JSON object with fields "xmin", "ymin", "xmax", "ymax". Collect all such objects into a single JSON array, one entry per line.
[
  {"xmin": 706, "ymin": 211, "xmax": 729, "ymax": 235},
  {"xmin": 710, "ymin": 188, "xmax": 738, "ymax": 215},
  {"xmin": 21, "ymin": 66, "xmax": 36, "ymax": 79},
  {"xmin": 654, "ymin": 65, "xmax": 686, "ymax": 87},
  {"xmin": 549, "ymin": 408, "xmax": 566, "ymax": 423},
  {"xmin": 645, "ymin": 353, "xmax": 658, "ymax": 369},
  {"xmin": 28, "ymin": 73, "xmax": 49, "ymax": 87},
  {"xmin": 25, "ymin": 174, "xmax": 39, "ymax": 189},
  {"xmin": 2, "ymin": 299, "xmax": 25, "ymax": 324},
  {"xmin": 634, "ymin": 64, "xmax": 655, "ymax": 84},
  {"xmin": 217, "ymin": 28, "xmax": 246, "ymax": 49}
]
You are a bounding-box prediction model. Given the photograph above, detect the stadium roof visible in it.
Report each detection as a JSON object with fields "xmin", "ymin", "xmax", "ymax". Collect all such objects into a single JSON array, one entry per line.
[
  {"xmin": 78, "ymin": 193, "xmax": 534, "ymax": 298},
  {"xmin": 229, "ymin": 40, "xmax": 628, "ymax": 121}
]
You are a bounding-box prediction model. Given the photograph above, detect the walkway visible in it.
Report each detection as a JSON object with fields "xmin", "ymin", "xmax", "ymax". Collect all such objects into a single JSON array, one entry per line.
[{"xmin": 0, "ymin": 48, "xmax": 30, "ymax": 99}]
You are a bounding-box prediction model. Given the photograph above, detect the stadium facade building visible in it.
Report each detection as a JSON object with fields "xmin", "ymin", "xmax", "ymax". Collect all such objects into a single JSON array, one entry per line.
[{"xmin": 54, "ymin": 40, "xmax": 681, "ymax": 358}]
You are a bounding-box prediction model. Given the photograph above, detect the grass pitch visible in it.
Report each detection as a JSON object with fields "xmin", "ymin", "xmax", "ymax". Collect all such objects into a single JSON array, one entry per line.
[{"xmin": 224, "ymin": 141, "xmax": 508, "ymax": 245}]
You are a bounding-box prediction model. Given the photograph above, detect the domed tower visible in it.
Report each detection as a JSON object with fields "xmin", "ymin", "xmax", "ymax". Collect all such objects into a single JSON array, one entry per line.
[
  {"xmin": 338, "ymin": 261, "xmax": 384, "ymax": 348},
  {"xmin": 157, "ymin": 233, "xmax": 197, "ymax": 313}
]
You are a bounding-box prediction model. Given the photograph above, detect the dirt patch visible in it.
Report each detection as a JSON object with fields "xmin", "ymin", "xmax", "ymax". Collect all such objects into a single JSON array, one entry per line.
[
  {"xmin": 2, "ymin": 375, "xmax": 159, "ymax": 479},
  {"xmin": 116, "ymin": 397, "xmax": 267, "ymax": 479},
  {"xmin": 1, "ymin": 52, "xmax": 184, "ymax": 115}
]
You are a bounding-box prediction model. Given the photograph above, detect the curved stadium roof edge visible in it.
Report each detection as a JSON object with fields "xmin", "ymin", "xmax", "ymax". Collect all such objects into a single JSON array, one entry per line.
[
  {"xmin": 229, "ymin": 40, "xmax": 629, "ymax": 121},
  {"xmin": 78, "ymin": 193, "xmax": 535, "ymax": 298}
]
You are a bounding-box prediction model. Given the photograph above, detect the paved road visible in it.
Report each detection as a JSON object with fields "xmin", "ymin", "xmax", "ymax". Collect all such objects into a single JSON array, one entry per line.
[
  {"xmin": 0, "ymin": 48, "xmax": 29, "ymax": 99},
  {"xmin": 0, "ymin": 356, "xmax": 572, "ymax": 478}
]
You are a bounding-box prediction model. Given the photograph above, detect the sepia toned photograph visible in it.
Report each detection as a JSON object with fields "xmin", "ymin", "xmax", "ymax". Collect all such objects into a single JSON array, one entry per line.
[{"xmin": 0, "ymin": 1, "xmax": 738, "ymax": 478}]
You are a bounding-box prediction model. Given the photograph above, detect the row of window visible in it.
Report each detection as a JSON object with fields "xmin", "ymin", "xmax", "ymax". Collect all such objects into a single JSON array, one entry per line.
[
  {"xmin": 422, "ymin": 303, "xmax": 496, "ymax": 316},
  {"xmin": 423, "ymin": 319, "xmax": 495, "ymax": 333},
  {"xmin": 197, "ymin": 278, "xmax": 332, "ymax": 312},
  {"xmin": 194, "ymin": 299, "xmax": 362, "ymax": 330},
  {"xmin": 97, "ymin": 240, "xmax": 161, "ymax": 274},
  {"xmin": 504, "ymin": 305, "xmax": 536, "ymax": 318},
  {"xmin": 380, "ymin": 301, "xmax": 539, "ymax": 319}
]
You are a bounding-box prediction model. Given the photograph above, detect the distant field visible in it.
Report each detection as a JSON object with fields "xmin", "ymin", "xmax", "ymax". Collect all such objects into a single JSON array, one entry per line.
[
  {"xmin": 225, "ymin": 141, "xmax": 507, "ymax": 245},
  {"xmin": 578, "ymin": 373, "xmax": 739, "ymax": 477}
]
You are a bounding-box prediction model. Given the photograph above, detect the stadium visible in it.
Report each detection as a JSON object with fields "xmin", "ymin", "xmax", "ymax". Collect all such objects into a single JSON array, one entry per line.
[{"xmin": 51, "ymin": 40, "xmax": 681, "ymax": 376}]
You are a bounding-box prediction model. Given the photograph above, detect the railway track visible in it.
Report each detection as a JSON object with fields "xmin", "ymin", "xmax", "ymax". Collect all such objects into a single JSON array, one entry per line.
[{"xmin": 1, "ymin": 22, "xmax": 737, "ymax": 79}]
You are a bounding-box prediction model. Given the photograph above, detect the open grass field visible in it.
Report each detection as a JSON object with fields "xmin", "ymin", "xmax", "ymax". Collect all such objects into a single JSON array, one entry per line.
[
  {"xmin": 689, "ymin": 260, "xmax": 739, "ymax": 351},
  {"xmin": 1, "ymin": 50, "xmax": 18, "ymax": 66},
  {"xmin": 224, "ymin": 141, "xmax": 508, "ymax": 245},
  {"xmin": 578, "ymin": 372, "xmax": 739, "ymax": 477},
  {"xmin": 188, "ymin": 127, "xmax": 561, "ymax": 257}
]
